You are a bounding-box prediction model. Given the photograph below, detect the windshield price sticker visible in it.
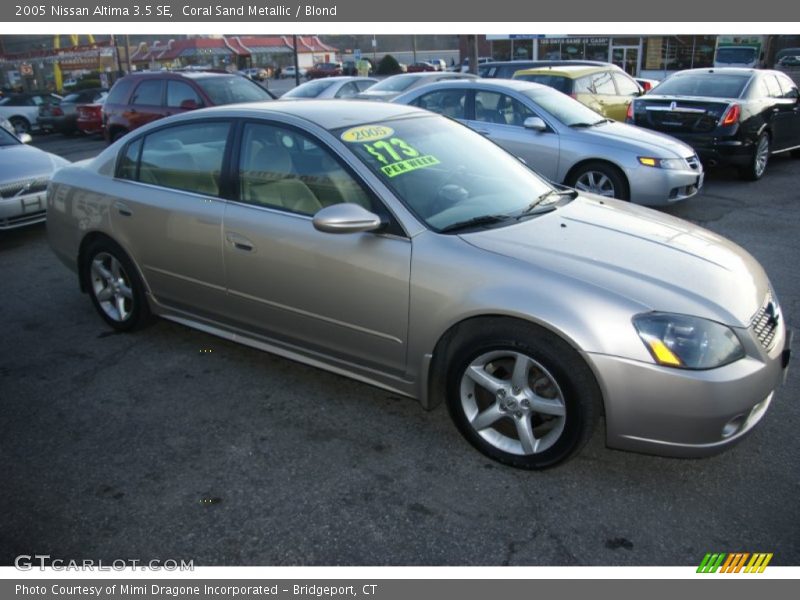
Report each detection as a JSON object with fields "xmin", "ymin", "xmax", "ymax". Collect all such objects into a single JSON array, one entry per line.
[
  {"xmin": 341, "ymin": 125, "xmax": 395, "ymax": 143},
  {"xmin": 348, "ymin": 133, "xmax": 440, "ymax": 178},
  {"xmin": 381, "ymin": 155, "xmax": 440, "ymax": 178}
]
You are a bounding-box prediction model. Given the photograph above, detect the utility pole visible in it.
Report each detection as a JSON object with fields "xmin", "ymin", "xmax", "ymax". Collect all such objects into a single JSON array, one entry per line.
[
  {"xmin": 292, "ymin": 35, "xmax": 300, "ymax": 87},
  {"xmin": 469, "ymin": 34, "xmax": 479, "ymax": 74}
]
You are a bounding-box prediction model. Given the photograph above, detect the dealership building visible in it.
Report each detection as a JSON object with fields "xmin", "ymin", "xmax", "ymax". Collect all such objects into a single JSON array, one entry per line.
[{"xmin": 469, "ymin": 35, "xmax": 799, "ymax": 78}]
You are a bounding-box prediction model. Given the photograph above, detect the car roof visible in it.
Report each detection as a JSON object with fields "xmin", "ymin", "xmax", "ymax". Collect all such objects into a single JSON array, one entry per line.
[
  {"xmin": 122, "ymin": 70, "xmax": 236, "ymax": 80},
  {"xmin": 300, "ymin": 76, "xmax": 375, "ymax": 83},
  {"xmin": 400, "ymin": 78, "xmax": 547, "ymax": 93},
  {"xmin": 513, "ymin": 65, "xmax": 610, "ymax": 78},
  {"xmin": 193, "ymin": 99, "xmax": 425, "ymax": 131},
  {"xmin": 670, "ymin": 67, "xmax": 758, "ymax": 77}
]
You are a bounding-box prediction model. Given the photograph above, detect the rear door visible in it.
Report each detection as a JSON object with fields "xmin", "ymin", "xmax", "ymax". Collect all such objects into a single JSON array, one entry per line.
[
  {"xmin": 775, "ymin": 73, "xmax": 800, "ymax": 148},
  {"xmin": 111, "ymin": 120, "xmax": 231, "ymax": 318},
  {"xmin": 764, "ymin": 73, "xmax": 799, "ymax": 151},
  {"xmin": 124, "ymin": 79, "xmax": 166, "ymax": 131}
]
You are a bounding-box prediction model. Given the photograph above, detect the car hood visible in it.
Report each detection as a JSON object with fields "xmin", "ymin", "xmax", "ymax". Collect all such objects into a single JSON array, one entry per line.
[
  {"xmin": 0, "ymin": 144, "xmax": 68, "ymax": 182},
  {"xmin": 575, "ymin": 121, "xmax": 696, "ymax": 157},
  {"xmin": 461, "ymin": 196, "xmax": 768, "ymax": 327}
]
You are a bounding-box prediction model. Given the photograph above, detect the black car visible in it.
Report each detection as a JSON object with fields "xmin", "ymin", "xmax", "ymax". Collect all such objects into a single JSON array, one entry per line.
[{"xmin": 627, "ymin": 68, "xmax": 800, "ymax": 180}]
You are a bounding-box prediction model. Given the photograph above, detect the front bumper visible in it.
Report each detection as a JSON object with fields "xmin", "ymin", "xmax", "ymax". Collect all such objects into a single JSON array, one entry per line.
[
  {"xmin": 625, "ymin": 163, "xmax": 704, "ymax": 206},
  {"xmin": 0, "ymin": 190, "xmax": 47, "ymax": 230},
  {"xmin": 587, "ymin": 324, "xmax": 790, "ymax": 457}
]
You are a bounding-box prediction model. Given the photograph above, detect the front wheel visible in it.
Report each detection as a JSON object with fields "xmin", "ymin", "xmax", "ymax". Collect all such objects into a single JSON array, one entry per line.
[
  {"xmin": 82, "ymin": 239, "xmax": 151, "ymax": 332},
  {"xmin": 739, "ymin": 132, "xmax": 770, "ymax": 181},
  {"xmin": 445, "ymin": 320, "xmax": 602, "ymax": 469},
  {"xmin": 10, "ymin": 117, "xmax": 30, "ymax": 135},
  {"xmin": 568, "ymin": 162, "xmax": 629, "ymax": 201}
]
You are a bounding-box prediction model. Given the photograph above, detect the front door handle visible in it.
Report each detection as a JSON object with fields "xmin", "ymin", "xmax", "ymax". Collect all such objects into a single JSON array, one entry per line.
[
  {"xmin": 225, "ymin": 232, "xmax": 255, "ymax": 252},
  {"xmin": 474, "ymin": 128, "xmax": 491, "ymax": 135}
]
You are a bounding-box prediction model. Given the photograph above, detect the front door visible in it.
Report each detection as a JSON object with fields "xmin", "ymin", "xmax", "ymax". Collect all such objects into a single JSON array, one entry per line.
[
  {"xmin": 222, "ymin": 121, "xmax": 411, "ymax": 374},
  {"xmin": 466, "ymin": 89, "xmax": 560, "ymax": 181}
]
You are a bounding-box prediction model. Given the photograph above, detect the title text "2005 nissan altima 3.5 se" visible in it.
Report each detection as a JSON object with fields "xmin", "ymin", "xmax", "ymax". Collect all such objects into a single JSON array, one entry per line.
[{"xmin": 47, "ymin": 101, "xmax": 792, "ymax": 469}]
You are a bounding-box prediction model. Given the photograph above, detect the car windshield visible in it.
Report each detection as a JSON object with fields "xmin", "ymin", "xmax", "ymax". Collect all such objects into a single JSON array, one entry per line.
[
  {"xmin": 195, "ymin": 76, "xmax": 273, "ymax": 104},
  {"xmin": 514, "ymin": 74, "xmax": 572, "ymax": 94},
  {"xmin": 368, "ymin": 75, "xmax": 423, "ymax": 92},
  {"xmin": 652, "ymin": 74, "xmax": 750, "ymax": 98},
  {"xmin": 283, "ymin": 79, "xmax": 336, "ymax": 98},
  {"xmin": 521, "ymin": 87, "xmax": 605, "ymax": 126},
  {"xmin": 715, "ymin": 47, "xmax": 758, "ymax": 64},
  {"xmin": 334, "ymin": 115, "xmax": 556, "ymax": 232},
  {"xmin": 0, "ymin": 127, "xmax": 20, "ymax": 146}
]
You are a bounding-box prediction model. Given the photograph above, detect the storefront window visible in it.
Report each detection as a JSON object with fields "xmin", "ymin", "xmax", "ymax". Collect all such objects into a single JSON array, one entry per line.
[{"xmin": 537, "ymin": 38, "xmax": 609, "ymax": 61}]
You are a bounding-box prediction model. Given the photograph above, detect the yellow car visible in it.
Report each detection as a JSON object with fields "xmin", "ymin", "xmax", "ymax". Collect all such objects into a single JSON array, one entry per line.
[{"xmin": 513, "ymin": 65, "xmax": 643, "ymax": 121}]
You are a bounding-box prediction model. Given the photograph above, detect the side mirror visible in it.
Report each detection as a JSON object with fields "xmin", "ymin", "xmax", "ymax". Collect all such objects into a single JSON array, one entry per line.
[
  {"xmin": 523, "ymin": 116, "xmax": 547, "ymax": 132},
  {"xmin": 18, "ymin": 132, "xmax": 32, "ymax": 144},
  {"xmin": 179, "ymin": 99, "xmax": 201, "ymax": 110},
  {"xmin": 312, "ymin": 203, "xmax": 383, "ymax": 234}
]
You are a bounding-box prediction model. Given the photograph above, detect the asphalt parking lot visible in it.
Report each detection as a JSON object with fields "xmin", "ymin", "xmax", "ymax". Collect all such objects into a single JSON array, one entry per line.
[{"xmin": 1, "ymin": 133, "xmax": 798, "ymax": 566}]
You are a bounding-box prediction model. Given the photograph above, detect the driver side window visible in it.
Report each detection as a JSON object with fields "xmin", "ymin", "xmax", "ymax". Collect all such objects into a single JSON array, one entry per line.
[{"xmin": 238, "ymin": 123, "xmax": 374, "ymax": 216}]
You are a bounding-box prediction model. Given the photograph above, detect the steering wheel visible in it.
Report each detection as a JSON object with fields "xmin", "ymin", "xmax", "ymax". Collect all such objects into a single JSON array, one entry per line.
[{"xmin": 431, "ymin": 165, "xmax": 470, "ymax": 215}]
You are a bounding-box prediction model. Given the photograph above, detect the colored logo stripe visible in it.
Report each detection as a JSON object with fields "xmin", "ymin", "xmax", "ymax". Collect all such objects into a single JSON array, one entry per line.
[{"xmin": 697, "ymin": 552, "xmax": 773, "ymax": 573}]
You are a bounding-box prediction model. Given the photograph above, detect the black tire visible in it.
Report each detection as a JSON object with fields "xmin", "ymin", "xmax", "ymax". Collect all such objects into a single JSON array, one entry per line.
[
  {"xmin": 109, "ymin": 128, "xmax": 128, "ymax": 143},
  {"xmin": 791, "ymin": 148, "xmax": 800, "ymax": 159},
  {"xmin": 9, "ymin": 116, "xmax": 30, "ymax": 135},
  {"xmin": 567, "ymin": 161, "xmax": 629, "ymax": 201},
  {"xmin": 445, "ymin": 319, "xmax": 602, "ymax": 470},
  {"xmin": 81, "ymin": 238, "xmax": 151, "ymax": 332},
  {"xmin": 738, "ymin": 132, "xmax": 770, "ymax": 181}
]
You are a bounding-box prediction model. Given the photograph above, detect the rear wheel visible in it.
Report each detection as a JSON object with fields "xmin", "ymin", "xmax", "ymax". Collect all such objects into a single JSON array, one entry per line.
[
  {"xmin": 739, "ymin": 132, "xmax": 770, "ymax": 181},
  {"xmin": 109, "ymin": 128, "xmax": 128, "ymax": 143},
  {"xmin": 82, "ymin": 239, "xmax": 151, "ymax": 332},
  {"xmin": 568, "ymin": 161, "xmax": 629, "ymax": 201},
  {"xmin": 445, "ymin": 320, "xmax": 602, "ymax": 469}
]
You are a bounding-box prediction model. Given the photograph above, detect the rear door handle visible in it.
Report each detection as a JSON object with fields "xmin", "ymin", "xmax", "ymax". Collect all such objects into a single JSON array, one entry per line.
[
  {"xmin": 225, "ymin": 232, "xmax": 255, "ymax": 252},
  {"xmin": 114, "ymin": 201, "xmax": 132, "ymax": 217}
]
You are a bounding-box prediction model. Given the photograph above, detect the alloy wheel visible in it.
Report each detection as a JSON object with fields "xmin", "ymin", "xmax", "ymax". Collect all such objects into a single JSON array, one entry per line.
[{"xmin": 90, "ymin": 252, "xmax": 134, "ymax": 322}]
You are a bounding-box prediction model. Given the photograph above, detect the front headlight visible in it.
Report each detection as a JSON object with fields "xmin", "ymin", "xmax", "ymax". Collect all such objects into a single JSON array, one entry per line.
[
  {"xmin": 633, "ymin": 312, "xmax": 745, "ymax": 370},
  {"xmin": 637, "ymin": 157, "xmax": 686, "ymax": 170}
]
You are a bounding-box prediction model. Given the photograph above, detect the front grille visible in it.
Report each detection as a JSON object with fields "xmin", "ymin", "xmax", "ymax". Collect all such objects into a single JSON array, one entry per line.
[
  {"xmin": 750, "ymin": 294, "xmax": 780, "ymax": 351},
  {"xmin": 0, "ymin": 177, "xmax": 49, "ymax": 200}
]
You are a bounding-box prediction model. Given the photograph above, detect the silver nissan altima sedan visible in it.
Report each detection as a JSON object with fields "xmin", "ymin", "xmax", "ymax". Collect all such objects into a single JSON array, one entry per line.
[{"xmin": 47, "ymin": 101, "xmax": 791, "ymax": 469}]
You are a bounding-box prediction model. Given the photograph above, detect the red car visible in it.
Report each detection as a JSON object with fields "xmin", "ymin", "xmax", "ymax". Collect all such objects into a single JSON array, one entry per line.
[
  {"xmin": 406, "ymin": 62, "xmax": 437, "ymax": 73},
  {"xmin": 306, "ymin": 62, "xmax": 343, "ymax": 79},
  {"xmin": 76, "ymin": 99, "xmax": 105, "ymax": 135},
  {"xmin": 102, "ymin": 70, "xmax": 274, "ymax": 143}
]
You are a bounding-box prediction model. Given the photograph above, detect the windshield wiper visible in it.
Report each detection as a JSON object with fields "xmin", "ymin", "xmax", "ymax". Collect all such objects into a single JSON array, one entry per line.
[
  {"xmin": 438, "ymin": 214, "xmax": 513, "ymax": 234},
  {"xmin": 520, "ymin": 188, "xmax": 578, "ymax": 215},
  {"xmin": 569, "ymin": 119, "xmax": 609, "ymax": 128}
]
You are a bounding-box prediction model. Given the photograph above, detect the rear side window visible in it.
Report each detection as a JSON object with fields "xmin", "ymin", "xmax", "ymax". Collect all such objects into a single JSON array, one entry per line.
[
  {"xmin": 515, "ymin": 74, "xmax": 572, "ymax": 95},
  {"xmin": 118, "ymin": 138, "xmax": 142, "ymax": 180},
  {"xmin": 106, "ymin": 78, "xmax": 136, "ymax": 104},
  {"xmin": 166, "ymin": 81, "xmax": 204, "ymax": 108},
  {"xmin": 613, "ymin": 73, "xmax": 641, "ymax": 96},
  {"xmin": 125, "ymin": 122, "xmax": 230, "ymax": 197},
  {"xmin": 130, "ymin": 80, "xmax": 164, "ymax": 106},
  {"xmin": 590, "ymin": 71, "xmax": 616, "ymax": 95},
  {"xmin": 413, "ymin": 89, "xmax": 467, "ymax": 119},
  {"xmin": 763, "ymin": 75, "xmax": 783, "ymax": 98}
]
